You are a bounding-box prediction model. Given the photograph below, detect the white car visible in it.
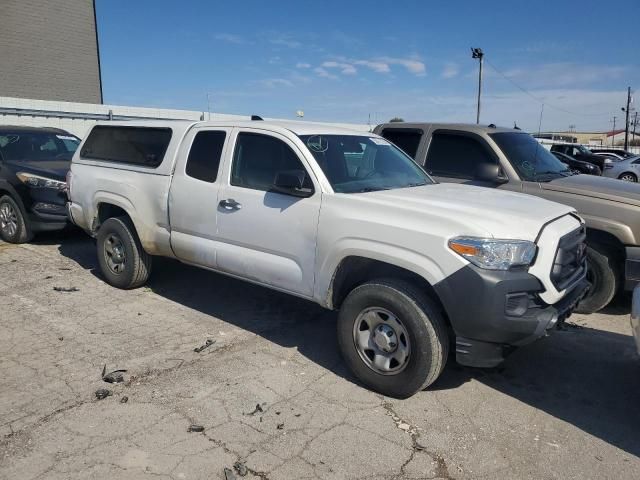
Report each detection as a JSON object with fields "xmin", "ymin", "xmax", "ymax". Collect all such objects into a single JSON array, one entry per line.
[
  {"xmin": 67, "ymin": 120, "xmax": 589, "ymax": 397},
  {"xmin": 602, "ymin": 155, "xmax": 640, "ymax": 182},
  {"xmin": 632, "ymin": 287, "xmax": 640, "ymax": 355}
]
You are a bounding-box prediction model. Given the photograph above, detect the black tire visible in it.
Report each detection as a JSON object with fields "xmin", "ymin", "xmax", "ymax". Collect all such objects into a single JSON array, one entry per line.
[
  {"xmin": 0, "ymin": 195, "xmax": 32, "ymax": 243},
  {"xmin": 618, "ymin": 172, "xmax": 637, "ymax": 182},
  {"xmin": 96, "ymin": 216, "xmax": 152, "ymax": 289},
  {"xmin": 575, "ymin": 243, "xmax": 619, "ymax": 314},
  {"xmin": 337, "ymin": 278, "xmax": 449, "ymax": 398}
]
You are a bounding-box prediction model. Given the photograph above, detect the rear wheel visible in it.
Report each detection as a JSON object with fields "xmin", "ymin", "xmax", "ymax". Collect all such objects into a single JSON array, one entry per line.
[
  {"xmin": 618, "ymin": 172, "xmax": 637, "ymax": 182},
  {"xmin": 0, "ymin": 195, "xmax": 32, "ymax": 243},
  {"xmin": 337, "ymin": 278, "xmax": 449, "ymax": 398},
  {"xmin": 575, "ymin": 243, "xmax": 619, "ymax": 314},
  {"xmin": 96, "ymin": 216, "xmax": 152, "ymax": 289}
]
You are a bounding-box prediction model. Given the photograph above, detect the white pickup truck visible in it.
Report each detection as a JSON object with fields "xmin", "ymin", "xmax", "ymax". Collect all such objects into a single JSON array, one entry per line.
[{"xmin": 67, "ymin": 120, "xmax": 589, "ymax": 397}]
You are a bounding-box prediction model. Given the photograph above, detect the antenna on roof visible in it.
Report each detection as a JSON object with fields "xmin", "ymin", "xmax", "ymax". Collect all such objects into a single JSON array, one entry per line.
[{"xmin": 251, "ymin": 115, "xmax": 264, "ymax": 121}]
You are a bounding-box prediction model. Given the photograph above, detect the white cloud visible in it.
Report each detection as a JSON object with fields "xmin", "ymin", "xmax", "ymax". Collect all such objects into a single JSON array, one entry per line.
[
  {"xmin": 296, "ymin": 62, "xmax": 311, "ymax": 69},
  {"xmin": 442, "ymin": 63, "xmax": 459, "ymax": 79},
  {"xmin": 322, "ymin": 61, "xmax": 357, "ymax": 75},
  {"xmin": 354, "ymin": 60, "xmax": 390, "ymax": 73},
  {"xmin": 269, "ymin": 33, "xmax": 302, "ymax": 48},
  {"xmin": 214, "ymin": 33, "xmax": 250, "ymax": 45},
  {"xmin": 259, "ymin": 78, "xmax": 294, "ymax": 88},
  {"xmin": 314, "ymin": 67, "xmax": 338, "ymax": 80},
  {"xmin": 495, "ymin": 63, "xmax": 629, "ymax": 89},
  {"xmin": 379, "ymin": 57, "xmax": 426, "ymax": 76}
]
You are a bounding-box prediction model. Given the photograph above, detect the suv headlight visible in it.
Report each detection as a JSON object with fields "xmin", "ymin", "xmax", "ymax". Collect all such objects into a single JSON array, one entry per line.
[
  {"xmin": 16, "ymin": 172, "xmax": 66, "ymax": 191},
  {"xmin": 448, "ymin": 237, "xmax": 536, "ymax": 270}
]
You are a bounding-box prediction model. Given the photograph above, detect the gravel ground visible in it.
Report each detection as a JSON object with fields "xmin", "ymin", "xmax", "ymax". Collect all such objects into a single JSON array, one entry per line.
[{"xmin": 1, "ymin": 231, "xmax": 638, "ymax": 480}]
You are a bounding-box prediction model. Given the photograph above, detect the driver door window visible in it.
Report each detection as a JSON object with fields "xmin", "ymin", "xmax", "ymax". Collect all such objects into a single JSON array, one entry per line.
[
  {"xmin": 231, "ymin": 132, "xmax": 312, "ymax": 191},
  {"xmin": 425, "ymin": 132, "xmax": 498, "ymax": 180}
]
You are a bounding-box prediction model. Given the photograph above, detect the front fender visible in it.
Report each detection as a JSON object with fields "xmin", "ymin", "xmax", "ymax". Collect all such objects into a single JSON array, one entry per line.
[{"xmin": 315, "ymin": 237, "xmax": 462, "ymax": 308}]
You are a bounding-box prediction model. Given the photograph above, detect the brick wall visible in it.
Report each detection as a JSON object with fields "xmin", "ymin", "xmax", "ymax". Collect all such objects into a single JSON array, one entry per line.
[{"xmin": 0, "ymin": 0, "xmax": 102, "ymax": 103}]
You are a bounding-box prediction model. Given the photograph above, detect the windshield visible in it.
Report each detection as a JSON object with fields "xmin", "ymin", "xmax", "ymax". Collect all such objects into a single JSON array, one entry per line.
[
  {"xmin": 298, "ymin": 134, "xmax": 433, "ymax": 193},
  {"xmin": 490, "ymin": 132, "xmax": 572, "ymax": 181},
  {"xmin": 0, "ymin": 131, "xmax": 79, "ymax": 162}
]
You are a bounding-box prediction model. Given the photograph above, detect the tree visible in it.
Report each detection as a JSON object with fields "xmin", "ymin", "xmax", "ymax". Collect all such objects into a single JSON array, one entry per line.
[{"xmin": 389, "ymin": 117, "xmax": 405, "ymax": 123}]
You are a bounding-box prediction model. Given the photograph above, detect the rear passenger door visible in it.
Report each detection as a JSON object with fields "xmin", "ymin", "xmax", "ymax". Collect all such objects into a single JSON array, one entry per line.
[
  {"xmin": 168, "ymin": 127, "xmax": 230, "ymax": 268},
  {"xmin": 215, "ymin": 129, "xmax": 321, "ymax": 297}
]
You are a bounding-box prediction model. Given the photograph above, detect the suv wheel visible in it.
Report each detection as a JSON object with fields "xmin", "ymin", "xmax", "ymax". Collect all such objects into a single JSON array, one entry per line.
[
  {"xmin": 97, "ymin": 216, "xmax": 152, "ymax": 289},
  {"xmin": 337, "ymin": 278, "xmax": 449, "ymax": 398},
  {"xmin": 575, "ymin": 243, "xmax": 618, "ymax": 314},
  {"xmin": 0, "ymin": 195, "xmax": 32, "ymax": 243}
]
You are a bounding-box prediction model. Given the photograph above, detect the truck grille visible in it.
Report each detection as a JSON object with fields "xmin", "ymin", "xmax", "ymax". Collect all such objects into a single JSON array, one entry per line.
[{"xmin": 550, "ymin": 225, "xmax": 587, "ymax": 291}]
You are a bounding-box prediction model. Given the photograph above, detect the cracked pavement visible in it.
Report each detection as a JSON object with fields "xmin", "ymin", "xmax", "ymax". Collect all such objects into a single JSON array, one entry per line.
[{"xmin": 1, "ymin": 232, "xmax": 639, "ymax": 479}]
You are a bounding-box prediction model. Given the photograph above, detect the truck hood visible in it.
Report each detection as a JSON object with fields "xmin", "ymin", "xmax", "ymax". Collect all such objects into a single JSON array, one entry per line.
[
  {"xmin": 358, "ymin": 183, "xmax": 574, "ymax": 241},
  {"xmin": 542, "ymin": 174, "xmax": 640, "ymax": 207}
]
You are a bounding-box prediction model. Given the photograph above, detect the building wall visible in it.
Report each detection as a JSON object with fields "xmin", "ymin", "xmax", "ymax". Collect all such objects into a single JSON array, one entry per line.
[{"xmin": 0, "ymin": 0, "xmax": 102, "ymax": 103}]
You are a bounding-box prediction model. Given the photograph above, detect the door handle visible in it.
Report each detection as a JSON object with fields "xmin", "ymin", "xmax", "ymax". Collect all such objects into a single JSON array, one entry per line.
[{"xmin": 219, "ymin": 198, "xmax": 242, "ymax": 210}]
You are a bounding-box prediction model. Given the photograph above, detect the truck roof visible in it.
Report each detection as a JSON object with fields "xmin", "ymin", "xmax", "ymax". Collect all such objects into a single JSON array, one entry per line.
[
  {"xmin": 88, "ymin": 119, "xmax": 371, "ymax": 137},
  {"xmin": 376, "ymin": 122, "xmax": 521, "ymax": 135}
]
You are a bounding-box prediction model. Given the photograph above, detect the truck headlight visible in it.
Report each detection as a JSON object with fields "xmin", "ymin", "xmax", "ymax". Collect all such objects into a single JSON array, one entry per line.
[
  {"xmin": 448, "ymin": 237, "xmax": 536, "ymax": 270},
  {"xmin": 16, "ymin": 172, "xmax": 66, "ymax": 191}
]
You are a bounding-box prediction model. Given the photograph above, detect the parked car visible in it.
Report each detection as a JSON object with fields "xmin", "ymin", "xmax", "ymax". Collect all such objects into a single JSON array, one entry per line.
[
  {"xmin": 593, "ymin": 151, "xmax": 625, "ymax": 161},
  {"xmin": 550, "ymin": 143, "xmax": 606, "ymax": 170},
  {"xmin": 551, "ymin": 151, "xmax": 602, "ymax": 175},
  {"xmin": 602, "ymin": 155, "xmax": 640, "ymax": 182},
  {"xmin": 0, "ymin": 126, "xmax": 78, "ymax": 243},
  {"xmin": 590, "ymin": 148, "xmax": 636, "ymax": 160},
  {"xmin": 375, "ymin": 122, "xmax": 640, "ymax": 313},
  {"xmin": 67, "ymin": 120, "xmax": 588, "ymax": 398}
]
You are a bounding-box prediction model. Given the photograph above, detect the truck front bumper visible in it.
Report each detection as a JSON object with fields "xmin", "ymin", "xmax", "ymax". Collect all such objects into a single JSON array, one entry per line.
[
  {"xmin": 434, "ymin": 265, "xmax": 589, "ymax": 368},
  {"xmin": 631, "ymin": 286, "xmax": 640, "ymax": 356}
]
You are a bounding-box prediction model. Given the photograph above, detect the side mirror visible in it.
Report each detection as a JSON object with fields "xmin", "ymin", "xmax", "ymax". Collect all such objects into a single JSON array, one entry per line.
[
  {"xmin": 272, "ymin": 170, "xmax": 314, "ymax": 198},
  {"xmin": 475, "ymin": 163, "xmax": 508, "ymax": 184}
]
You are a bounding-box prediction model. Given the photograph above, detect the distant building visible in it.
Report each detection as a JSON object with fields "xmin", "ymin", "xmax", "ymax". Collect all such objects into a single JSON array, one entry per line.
[
  {"xmin": 0, "ymin": 0, "xmax": 102, "ymax": 104},
  {"xmin": 534, "ymin": 129, "xmax": 632, "ymax": 146}
]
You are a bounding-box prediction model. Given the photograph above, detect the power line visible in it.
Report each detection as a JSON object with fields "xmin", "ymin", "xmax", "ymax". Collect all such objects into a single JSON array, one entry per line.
[{"xmin": 484, "ymin": 59, "xmax": 613, "ymax": 118}]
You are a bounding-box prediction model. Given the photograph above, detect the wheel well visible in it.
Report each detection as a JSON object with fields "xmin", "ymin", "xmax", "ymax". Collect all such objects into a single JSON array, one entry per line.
[
  {"xmin": 330, "ymin": 256, "xmax": 447, "ymax": 317},
  {"xmin": 586, "ymin": 228, "xmax": 625, "ymax": 260},
  {"xmin": 96, "ymin": 203, "xmax": 129, "ymax": 229}
]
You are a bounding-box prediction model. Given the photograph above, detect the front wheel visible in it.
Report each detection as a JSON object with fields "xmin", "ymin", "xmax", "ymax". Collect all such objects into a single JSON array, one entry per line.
[
  {"xmin": 96, "ymin": 216, "xmax": 152, "ymax": 289},
  {"xmin": 575, "ymin": 244, "xmax": 619, "ymax": 314},
  {"xmin": 0, "ymin": 195, "xmax": 32, "ymax": 243},
  {"xmin": 337, "ymin": 279, "xmax": 449, "ymax": 398}
]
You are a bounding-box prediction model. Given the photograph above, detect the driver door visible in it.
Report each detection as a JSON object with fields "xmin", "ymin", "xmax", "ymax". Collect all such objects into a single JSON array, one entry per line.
[{"xmin": 215, "ymin": 129, "xmax": 321, "ymax": 297}]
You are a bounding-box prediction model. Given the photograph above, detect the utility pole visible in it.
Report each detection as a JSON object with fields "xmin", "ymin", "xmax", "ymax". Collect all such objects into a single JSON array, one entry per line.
[
  {"xmin": 611, "ymin": 116, "xmax": 617, "ymax": 146},
  {"xmin": 471, "ymin": 48, "xmax": 484, "ymax": 124},
  {"xmin": 206, "ymin": 93, "xmax": 212, "ymax": 121},
  {"xmin": 624, "ymin": 86, "xmax": 631, "ymax": 150},
  {"xmin": 537, "ymin": 103, "xmax": 544, "ymax": 136}
]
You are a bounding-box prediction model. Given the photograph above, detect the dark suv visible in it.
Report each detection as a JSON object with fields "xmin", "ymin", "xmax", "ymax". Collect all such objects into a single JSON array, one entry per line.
[
  {"xmin": 0, "ymin": 126, "xmax": 79, "ymax": 243},
  {"xmin": 550, "ymin": 144, "xmax": 605, "ymax": 171}
]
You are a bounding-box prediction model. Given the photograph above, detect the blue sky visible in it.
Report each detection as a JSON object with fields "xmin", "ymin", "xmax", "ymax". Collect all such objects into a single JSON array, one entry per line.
[{"xmin": 96, "ymin": 0, "xmax": 639, "ymax": 132}]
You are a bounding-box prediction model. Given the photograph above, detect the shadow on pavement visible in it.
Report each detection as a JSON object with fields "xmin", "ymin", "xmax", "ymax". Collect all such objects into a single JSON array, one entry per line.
[{"xmin": 58, "ymin": 237, "xmax": 640, "ymax": 458}]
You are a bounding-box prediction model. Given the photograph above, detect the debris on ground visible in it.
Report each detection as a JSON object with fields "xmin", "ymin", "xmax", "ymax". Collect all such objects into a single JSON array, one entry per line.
[
  {"xmin": 95, "ymin": 389, "xmax": 112, "ymax": 400},
  {"xmin": 58, "ymin": 336, "xmax": 63, "ymax": 341},
  {"xmin": 53, "ymin": 286, "xmax": 79, "ymax": 292},
  {"xmin": 223, "ymin": 467, "xmax": 237, "ymax": 480},
  {"xmin": 120, "ymin": 396, "xmax": 129, "ymax": 404},
  {"xmin": 45, "ymin": 275, "xmax": 53, "ymax": 279},
  {"xmin": 233, "ymin": 461, "xmax": 248, "ymax": 477},
  {"xmin": 193, "ymin": 338, "xmax": 215, "ymax": 353},
  {"xmin": 187, "ymin": 424, "xmax": 205, "ymax": 433},
  {"xmin": 101, "ymin": 364, "xmax": 127, "ymax": 384},
  {"xmin": 276, "ymin": 423, "xmax": 284, "ymax": 430},
  {"xmin": 246, "ymin": 403, "xmax": 265, "ymax": 416}
]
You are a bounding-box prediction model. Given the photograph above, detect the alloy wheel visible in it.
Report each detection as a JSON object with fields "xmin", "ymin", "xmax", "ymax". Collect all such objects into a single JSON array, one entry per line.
[{"xmin": 0, "ymin": 202, "xmax": 18, "ymax": 238}]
